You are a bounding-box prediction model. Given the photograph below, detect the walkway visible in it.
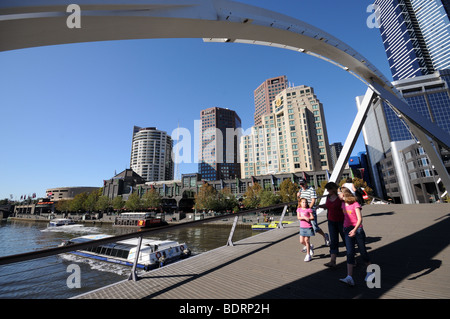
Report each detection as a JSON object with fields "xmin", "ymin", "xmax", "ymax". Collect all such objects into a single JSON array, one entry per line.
[{"xmin": 74, "ymin": 203, "xmax": 450, "ymax": 299}]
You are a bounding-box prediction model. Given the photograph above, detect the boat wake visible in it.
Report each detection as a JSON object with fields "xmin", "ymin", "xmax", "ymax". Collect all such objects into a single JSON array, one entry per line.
[
  {"xmin": 41, "ymin": 224, "xmax": 101, "ymax": 234},
  {"xmin": 59, "ymin": 253, "xmax": 144, "ymax": 277}
]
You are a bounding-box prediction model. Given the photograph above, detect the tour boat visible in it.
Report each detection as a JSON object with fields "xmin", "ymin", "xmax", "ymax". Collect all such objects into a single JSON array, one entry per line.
[
  {"xmin": 251, "ymin": 220, "xmax": 294, "ymax": 230},
  {"xmin": 113, "ymin": 212, "xmax": 167, "ymax": 228},
  {"xmin": 49, "ymin": 218, "xmax": 76, "ymax": 227},
  {"xmin": 60, "ymin": 234, "xmax": 191, "ymax": 271}
]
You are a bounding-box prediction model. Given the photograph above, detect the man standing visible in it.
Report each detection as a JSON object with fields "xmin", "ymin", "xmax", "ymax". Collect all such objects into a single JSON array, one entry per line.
[{"xmin": 297, "ymin": 178, "xmax": 330, "ymax": 247}]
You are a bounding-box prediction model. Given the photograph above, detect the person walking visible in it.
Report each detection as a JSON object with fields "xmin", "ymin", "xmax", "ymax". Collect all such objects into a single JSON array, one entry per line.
[
  {"xmin": 297, "ymin": 197, "xmax": 315, "ymax": 262},
  {"xmin": 319, "ymin": 182, "xmax": 345, "ymax": 268},
  {"xmin": 297, "ymin": 178, "xmax": 330, "ymax": 247},
  {"xmin": 339, "ymin": 187, "xmax": 372, "ymax": 286},
  {"xmin": 342, "ymin": 177, "xmax": 357, "ymax": 195}
]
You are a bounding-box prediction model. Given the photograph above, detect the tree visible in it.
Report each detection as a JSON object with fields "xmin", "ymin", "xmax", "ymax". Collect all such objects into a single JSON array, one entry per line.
[
  {"xmin": 194, "ymin": 183, "xmax": 217, "ymax": 211},
  {"xmin": 70, "ymin": 192, "xmax": 88, "ymax": 212},
  {"xmin": 125, "ymin": 192, "xmax": 142, "ymax": 211},
  {"xmin": 259, "ymin": 188, "xmax": 279, "ymax": 207},
  {"xmin": 56, "ymin": 199, "xmax": 71, "ymax": 213},
  {"xmin": 217, "ymin": 187, "xmax": 239, "ymax": 212},
  {"xmin": 278, "ymin": 179, "xmax": 298, "ymax": 203},
  {"xmin": 96, "ymin": 196, "xmax": 111, "ymax": 213},
  {"xmin": 84, "ymin": 190, "xmax": 100, "ymax": 212},
  {"xmin": 141, "ymin": 189, "xmax": 162, "ymax": 210},
  {"xmin": 243, "ymin": 182, "xmax": 262, "ymax": 209},
  {"xmin": 112, "ymin": 195, "xmax": 125, "ymax": 212}
]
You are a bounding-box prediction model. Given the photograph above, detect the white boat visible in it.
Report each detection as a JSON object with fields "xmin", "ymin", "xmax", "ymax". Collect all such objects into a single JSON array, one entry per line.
[
  {"xmin": 60, "ymin": 234, "xmax": 191, "ymax": 271},
  {"xmin": 49, "ymin": 218, "xmax": 75, "ymax": 227}
]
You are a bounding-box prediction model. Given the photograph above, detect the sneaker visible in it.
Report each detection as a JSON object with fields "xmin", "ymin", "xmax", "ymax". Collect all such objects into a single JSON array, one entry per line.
[
  {"xmin": 301, "ymin": 244, "xmax": 314, "ymax": 253},
  {"xmin": 324, "ymin": 233, "xmax": 330, "ymax": 246},
  {"xmin": 304, "ymin": 254, "xmax": 312, "ymax": 262},
  {"xmin": 310, "ymin": 246, "xmax": 314, "ymax": 257},
  {"xmin": 339, "ymin": 276, "xmax": 355, "ymax": 286}
]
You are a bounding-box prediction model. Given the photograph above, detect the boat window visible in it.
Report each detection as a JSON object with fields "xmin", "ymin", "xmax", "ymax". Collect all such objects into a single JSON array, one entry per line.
[
  {"xmin": 86, "ymin": 245, "xmax": 95, "ymax": 252},
  {"xmin": 94, "ymin": 245, "xmax": 102, "ymax": 254},
  {"xmin": 111, "ymin": 248, "xmax": 129, "ymax": 259},
  {"xmin": 99, "ymin": 243, "xmax": 116, "ymax": 256},
  {"xmin": 110, "ymin": 244, "xmax": 133, "ymax": 259}
]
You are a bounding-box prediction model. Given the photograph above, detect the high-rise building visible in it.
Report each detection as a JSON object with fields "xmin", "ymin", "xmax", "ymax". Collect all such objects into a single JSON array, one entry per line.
[
  {"xmin": 241, "ymin": 85, "xmax": 332, "ymax": 178},
  {"xmin": 199, "ymin": 107, "xmax": 242, "ymax": 181},
  {"xmin": 359, "ymin": 69, "xmax": 450, "ymax": 202},
  {"xmin": 329, "ymin": 142, "xmax": 344, "ymax": 169},
  {"xmin": 362, "ymin": 1, "xmax": 450, "ymax": 202},
  {"xmin": 375, "ymin": 0, "xmax": 450, "ymax": 80},
  {"xmin": 254, "ymin": 75, "xmax": 288, "ymax": 125},
  {"xmin": 130, "ymin": 126, "xmax": 174, "ymax": 182}
]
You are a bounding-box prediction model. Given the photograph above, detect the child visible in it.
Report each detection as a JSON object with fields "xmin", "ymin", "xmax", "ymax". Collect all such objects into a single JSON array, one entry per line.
[
  {"xmin": 297, "ymin": 197, "xmax": 315, "ymax": 262},
  {"xmin": 339, "ymin": 188, "xmax": 372, "ymax": 286}
]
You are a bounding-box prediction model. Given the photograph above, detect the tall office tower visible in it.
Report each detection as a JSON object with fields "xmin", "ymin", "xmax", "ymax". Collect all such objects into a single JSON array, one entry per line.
[
  {"xmin": 199, "ymin": 107, "xmax": 242, "ymax": 181},
  {"xmin": 329, "ymin": 142, "xmax": 344, "ymax": 169},
  {"xmin": 241, "ymin": 85, "xmax": 332, "ymax": 178},
  {"xmin": 359, "ymin": 69, "xmax": 450, "ymax": 202},
  {"xmin": 375, "ymin": 0, "xmax": 450, "ymax": 80},
  {"xmin": 130, "ymin": 126, "xmax": 174, "ymax": 182},
  {"xmin": 254, "ymin": 75, "xmax": 288, "ymax": 125}
]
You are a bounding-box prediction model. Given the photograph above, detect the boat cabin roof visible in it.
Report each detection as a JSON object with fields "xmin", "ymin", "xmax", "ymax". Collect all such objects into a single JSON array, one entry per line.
[{"xmin": 68, "ymin": 234, "xmax": 180, "ymax": 250}]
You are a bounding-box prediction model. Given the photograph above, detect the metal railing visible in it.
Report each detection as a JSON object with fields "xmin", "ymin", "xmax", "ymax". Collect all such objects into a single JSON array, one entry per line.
[{"xmin": 0, "ymin": 201, "xmax": 297, "ymax": 282}]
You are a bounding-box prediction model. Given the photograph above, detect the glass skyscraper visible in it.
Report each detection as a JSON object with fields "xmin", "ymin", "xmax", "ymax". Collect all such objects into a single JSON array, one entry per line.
[
  {"xmin": 199, "ymin": 107, "xmax": 241, "ymax": 181},
  {"xmin": 375, "ymin": 0, "xmax": 450, "ymax": 80},
  {"xmin": 361, "ymin": 1, "xmax": 450, "ymax": 202},
  {"xmin": 384, "ymin": 69, "xmax": 450, "ymax": 141}
]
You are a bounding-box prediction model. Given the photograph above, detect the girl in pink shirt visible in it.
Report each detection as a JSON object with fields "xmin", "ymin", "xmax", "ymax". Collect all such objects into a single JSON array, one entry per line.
[
  {"xmin": 339, "ymin": 188, "xmax": 372, "ymax": 286},
  {"xmin": 297, "ymin": 198, "xmax": 315, "ymax": 262}
]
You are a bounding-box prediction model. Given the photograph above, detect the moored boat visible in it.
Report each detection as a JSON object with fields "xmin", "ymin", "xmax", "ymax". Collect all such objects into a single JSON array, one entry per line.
[
  {"xmin": 113, "ymin": 212, "xmax": 167, "ymax": 228},
  {"xmin": 60, "ymin": 234, "xmax": 191, "ymax": 270},
  {"xmin": 251, "ymin": 220, "xmax": 294, "ymax": 230},
  {"xmin": 49, "ymin": 218, "xmax": 75, "ymax": 227}
]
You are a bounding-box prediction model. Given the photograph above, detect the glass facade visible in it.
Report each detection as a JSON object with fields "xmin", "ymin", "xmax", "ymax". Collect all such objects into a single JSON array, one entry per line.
[
  {"xmin": 375, "ymin": 0, "xmax": 450, "ymax": 80},
  {"xmin": 199, "ymin": 107, "xmax": 241, "ymax": 181},
  {"xmin": 410, "ymin": 0, "xmax": 450, "ymax": 71},
  {"xmin": 383, "ymin": 70, "xmax": 450, "ymax": 142}
]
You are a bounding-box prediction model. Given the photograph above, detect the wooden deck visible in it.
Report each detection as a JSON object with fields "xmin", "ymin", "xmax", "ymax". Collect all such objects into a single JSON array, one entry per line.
[{"xmin": 74, "ymin": 203, "xmax": 450, "ymax": 299}]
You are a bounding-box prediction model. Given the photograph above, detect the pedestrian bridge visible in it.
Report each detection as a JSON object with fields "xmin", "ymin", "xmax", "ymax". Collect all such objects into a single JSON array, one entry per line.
[
  {"xmin": 2, "ymin": 0, "xmax": 450, "ymax": 193},
  {"xmin": 74, "ymin": 203, "xmax": 450, "ymax": 299}
]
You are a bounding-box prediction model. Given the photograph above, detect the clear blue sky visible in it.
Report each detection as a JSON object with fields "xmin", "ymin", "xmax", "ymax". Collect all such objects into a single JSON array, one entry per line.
[{"xmin": 0, "ymin": 0, "xmax": 391, "ymax": 200}]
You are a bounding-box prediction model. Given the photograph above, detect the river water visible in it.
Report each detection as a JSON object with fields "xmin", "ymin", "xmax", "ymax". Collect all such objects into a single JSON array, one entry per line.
[{"xmin": 0, "ymin": 219, "xmax": 257, "ymax": 299}]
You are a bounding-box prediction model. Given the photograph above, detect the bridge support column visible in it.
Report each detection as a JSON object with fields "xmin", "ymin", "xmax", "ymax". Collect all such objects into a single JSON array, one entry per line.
[
  {"xmin": 277, "ymin": 205, "xmax": 288, "ymax": 229},
  {"xmin": 226, "ymin": 216, "xmax": 239, "ymax": 247},
  {"xmin": 128, "ymin": 236, "xmax": 143, "ymax": 281}
]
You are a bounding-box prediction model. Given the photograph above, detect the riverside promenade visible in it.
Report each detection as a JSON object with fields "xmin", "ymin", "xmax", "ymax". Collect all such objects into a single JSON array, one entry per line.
[{"xmin": 74, "ymin": 203, "xmax": 450, "ymax": 299}]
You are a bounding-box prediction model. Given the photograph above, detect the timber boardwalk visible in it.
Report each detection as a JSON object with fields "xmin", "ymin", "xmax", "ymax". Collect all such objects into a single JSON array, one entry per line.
[{"xmin": 74, "ymin": 203, "xmax": 450, "ymax": 299}]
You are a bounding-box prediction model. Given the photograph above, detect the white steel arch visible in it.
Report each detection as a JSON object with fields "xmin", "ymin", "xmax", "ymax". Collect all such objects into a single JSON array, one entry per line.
[{"xmin": 1, "ymin": 0, "xmax": 449, "ymax": 190}]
